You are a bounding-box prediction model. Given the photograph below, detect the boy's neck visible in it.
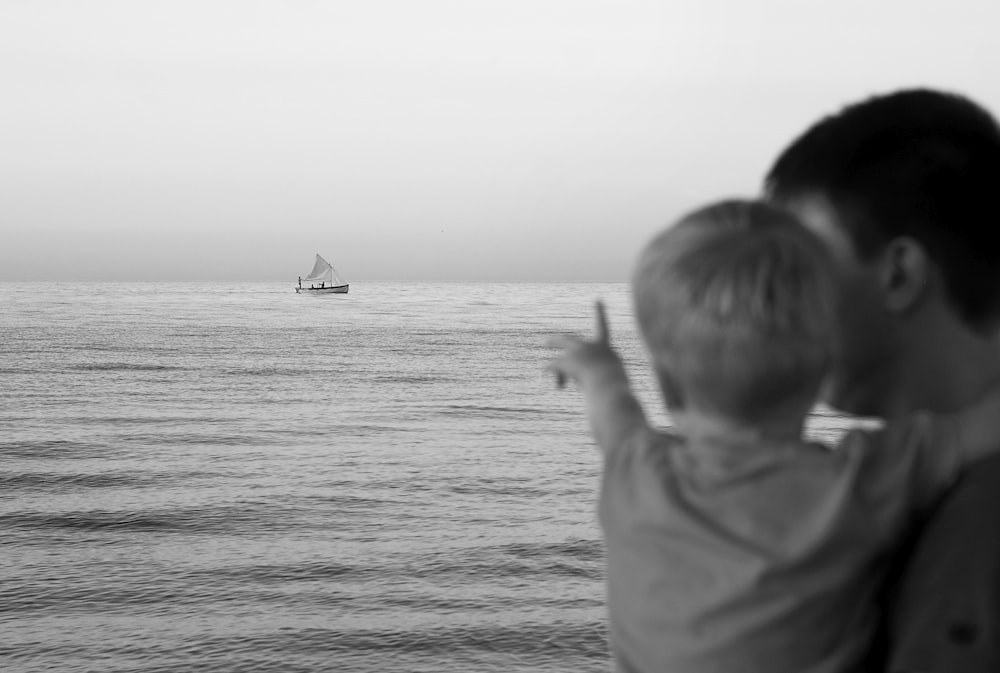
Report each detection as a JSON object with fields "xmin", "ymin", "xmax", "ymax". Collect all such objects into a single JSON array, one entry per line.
[{"xmin": 670, "ymin": 406, "xmax": 808, "ymax": 446}]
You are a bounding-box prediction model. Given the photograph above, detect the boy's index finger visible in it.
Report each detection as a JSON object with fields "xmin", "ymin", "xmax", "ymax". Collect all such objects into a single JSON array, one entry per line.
[{"xmin": 595, "ymin": 300, "xmax": 610, "ymax": 344}]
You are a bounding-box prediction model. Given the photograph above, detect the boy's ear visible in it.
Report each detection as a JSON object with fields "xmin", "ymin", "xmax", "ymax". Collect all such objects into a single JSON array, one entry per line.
[{"xmin": 880, "ymin": 237, "xmax": 931, "ymax": 314}]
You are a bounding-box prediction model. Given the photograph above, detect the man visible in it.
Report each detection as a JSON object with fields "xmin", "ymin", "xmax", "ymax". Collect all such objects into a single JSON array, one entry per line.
[{"xmin": 764, "ymin": 89, "xmax": 1000, "ymax": 672}]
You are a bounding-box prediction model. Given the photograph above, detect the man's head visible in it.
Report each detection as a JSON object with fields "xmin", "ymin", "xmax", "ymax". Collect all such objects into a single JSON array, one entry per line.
[
  {"xmin": 766, "ymin": 89, "xmax": 1000, "ymax": 416},
  {"xmin": 632, "ymin": 199, "xmax": 837, "ymax": 424}
]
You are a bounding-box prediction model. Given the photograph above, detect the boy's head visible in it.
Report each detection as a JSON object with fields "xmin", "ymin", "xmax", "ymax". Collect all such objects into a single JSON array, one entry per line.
[
  {"xmin": 765, "ymin": 89, "xmax": 1000, "ymax": 416},
  {"xmin": 633, "ymin": 199, "xmax": 838, "ymax": 423}
]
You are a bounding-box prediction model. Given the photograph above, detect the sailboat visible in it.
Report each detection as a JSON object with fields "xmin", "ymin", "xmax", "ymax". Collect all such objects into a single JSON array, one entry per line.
[{"xmin": 295, "ymin": 254, "xmax": 349, "ymax": 294}]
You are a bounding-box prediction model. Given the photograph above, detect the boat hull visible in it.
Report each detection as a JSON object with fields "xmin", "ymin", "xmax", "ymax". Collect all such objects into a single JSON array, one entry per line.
[{"xmin": 296, "ymin": 285, "xmax": 349, "ymax": 294}]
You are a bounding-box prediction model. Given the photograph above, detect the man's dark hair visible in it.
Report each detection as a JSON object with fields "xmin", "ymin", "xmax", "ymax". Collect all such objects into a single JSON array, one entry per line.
[{"xmin": 765, "ymin": 89, "xmax": 1000, "ymax": 329}]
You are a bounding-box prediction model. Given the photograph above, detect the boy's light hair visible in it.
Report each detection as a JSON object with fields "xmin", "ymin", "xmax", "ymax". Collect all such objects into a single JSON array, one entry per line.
[{"xmin": 632, "ymin": 199, "xmax": 838, "ymax": 422}]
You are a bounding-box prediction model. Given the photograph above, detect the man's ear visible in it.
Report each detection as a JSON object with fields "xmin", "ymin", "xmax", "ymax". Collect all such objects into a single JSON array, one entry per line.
[{"xmin": 880, "ymin": 237, "xmax": 931, "ymax": 314}]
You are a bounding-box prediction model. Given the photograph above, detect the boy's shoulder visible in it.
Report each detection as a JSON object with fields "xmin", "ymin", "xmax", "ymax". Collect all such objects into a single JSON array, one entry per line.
[
  {"xmin": 607, "ymin": 425, "xmax": 839, "ymax": 481},
  {"xmin": 604, "ymin": 425, "xmax": 677, "ymax": 463}
]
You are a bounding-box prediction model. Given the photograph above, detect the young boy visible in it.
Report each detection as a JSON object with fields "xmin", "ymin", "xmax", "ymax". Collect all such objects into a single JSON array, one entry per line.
[{"xmin": 548, "ymin": 199, "xmax": 1000, "ymax": 673}]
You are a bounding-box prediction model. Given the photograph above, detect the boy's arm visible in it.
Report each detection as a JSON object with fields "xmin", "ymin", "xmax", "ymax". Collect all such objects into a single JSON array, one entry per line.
[
  {"xmin": 867, "ymin": 385, "xmax": 1000, "ymax": 518},
  {"xmin": 951, "ymin": 382, "xmax": 1000, "ymax": 464},
  {"xmin": 548, "ymin": 301, "xmax": 649, "ymax": 452}
]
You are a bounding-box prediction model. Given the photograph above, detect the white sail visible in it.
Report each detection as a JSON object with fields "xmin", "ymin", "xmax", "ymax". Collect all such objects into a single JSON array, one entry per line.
[
  {"xmin": 302, "ymin": 254, "xmax": 348, "ymax": 287},
  {"xmin": 329, "ymin": 267, "xmax": 348, "ymax": 286}
]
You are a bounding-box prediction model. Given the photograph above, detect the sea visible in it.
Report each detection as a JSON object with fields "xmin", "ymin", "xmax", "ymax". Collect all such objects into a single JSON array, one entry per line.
[{"xmin": 0, "ymin": 282, "xmax": 853, "ymax": 673}]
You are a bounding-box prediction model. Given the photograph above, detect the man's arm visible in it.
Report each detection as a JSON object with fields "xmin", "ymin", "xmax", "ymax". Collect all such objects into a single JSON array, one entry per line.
[{"xmin": 548, "ymin": 301, "xmax": 649, "ymax": 452}]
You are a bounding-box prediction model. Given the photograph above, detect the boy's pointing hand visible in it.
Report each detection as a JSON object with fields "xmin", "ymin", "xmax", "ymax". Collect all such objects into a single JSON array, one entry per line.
[{"xmin": 547, "ymin": 300, "xmax": 627, "ymax": 389}]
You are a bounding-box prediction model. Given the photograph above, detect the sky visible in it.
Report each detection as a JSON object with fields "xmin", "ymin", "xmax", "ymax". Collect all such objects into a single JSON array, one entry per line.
[{"xmin": 2, "ymin": 0, "xmax": 999, "ymax": 282}]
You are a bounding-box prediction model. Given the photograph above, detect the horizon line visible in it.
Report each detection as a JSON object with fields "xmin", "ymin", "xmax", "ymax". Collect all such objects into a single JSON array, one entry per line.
[{"xmin": 0, "ymin": 278, "xmax": 629, "ymax": 284}]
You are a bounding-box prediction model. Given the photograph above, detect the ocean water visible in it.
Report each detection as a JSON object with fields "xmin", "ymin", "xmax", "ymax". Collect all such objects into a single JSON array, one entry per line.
[{"xmin": 0, "ymin": 282, "xmax": 852, "ymax": 673}]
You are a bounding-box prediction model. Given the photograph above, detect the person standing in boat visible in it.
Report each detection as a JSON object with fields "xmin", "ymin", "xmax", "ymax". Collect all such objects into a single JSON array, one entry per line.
[{"xmin": 298, "ymin": 276, "xmax": 302, "ymax": 289}]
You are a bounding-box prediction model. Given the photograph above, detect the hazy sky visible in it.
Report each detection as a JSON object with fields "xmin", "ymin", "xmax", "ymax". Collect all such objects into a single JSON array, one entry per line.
[{"xmin": 3, "ymin": 0, "xmax": 998, "ymax": 281}]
